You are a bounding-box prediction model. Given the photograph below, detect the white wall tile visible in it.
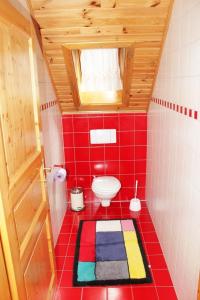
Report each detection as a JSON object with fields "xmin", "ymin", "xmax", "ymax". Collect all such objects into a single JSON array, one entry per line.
[{"xmin": 146, "ymin": 1, "xmax": 200, "ymax": 298}]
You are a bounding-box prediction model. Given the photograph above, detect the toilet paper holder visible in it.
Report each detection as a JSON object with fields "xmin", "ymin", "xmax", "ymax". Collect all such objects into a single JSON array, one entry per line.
[
  {"xmin": 43, "ymin": 164, "xmax": 64, "ymax": 173},
  {"xmin": 40, "ymin": 165, "xmax": 66, "ymax": 182}
]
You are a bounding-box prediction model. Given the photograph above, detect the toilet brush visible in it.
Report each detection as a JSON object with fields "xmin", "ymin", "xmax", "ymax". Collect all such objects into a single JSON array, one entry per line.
[{"xmin": 129, "ymin": 180, "xmax": 141, "ymax": 211}]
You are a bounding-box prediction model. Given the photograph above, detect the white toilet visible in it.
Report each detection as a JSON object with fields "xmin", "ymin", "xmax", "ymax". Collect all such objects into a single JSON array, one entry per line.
[{"xmin": 92, "ymin": 176, "xmax": 121, "ymax": 207}]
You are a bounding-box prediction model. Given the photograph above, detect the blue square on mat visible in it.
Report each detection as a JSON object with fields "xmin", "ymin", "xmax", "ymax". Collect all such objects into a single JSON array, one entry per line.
[{"xmin": 96, "ymin": 231, "xmax": 127, "ymax": 261}]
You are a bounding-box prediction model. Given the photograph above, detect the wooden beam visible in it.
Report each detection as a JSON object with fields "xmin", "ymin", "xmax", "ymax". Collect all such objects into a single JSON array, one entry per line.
[
  {"xmin": 63, "ymin": 40, "xmax": 133, "ymax": 49},
  {"xmin": 122, "ymin": 45, "xmax": 134, "ymax": 107},
  {"xmin": 0, "ymin": 0, "xmax": 31, "ymax": 34},
  {"xmin": 62, "ymin": 47, "xmax": 80, "ymax": 109},
  {"xmin": 147, "ymin": 0, "xmax": 174, "ymax": 111}
]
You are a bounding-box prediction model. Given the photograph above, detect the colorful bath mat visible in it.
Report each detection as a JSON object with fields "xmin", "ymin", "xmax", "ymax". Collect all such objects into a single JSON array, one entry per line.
[{"xmin": 73, "ymin": 219, "xmax": 152, "ymax": 286}]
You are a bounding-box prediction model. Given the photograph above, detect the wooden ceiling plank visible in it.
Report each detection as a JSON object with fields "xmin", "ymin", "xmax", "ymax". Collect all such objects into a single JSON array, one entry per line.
[
  {"xmin": 34, "ymin": 7, "xmax": 168, "ymax": 18},
  {"xmin": 31, "ymin": 0, "xmax": 168, "ymax": 10},
  {"xmin": 34, "ymin": 15, "xmax": 166, "ymax": 29},
  {"xmin": 116, "ymin": 0, "xmax": 169, "ymax": 8},
  {"xmin": 41, "ymin": 34, "xmax": 163, "ymax": 45},
  {"xmin": 41, "ymin": 25, "xmax": 165, "ymax": 36},
  {"xmin": 101, "ymin": 0, "xmax": 117, "ymax": 8},
  {"xmin": 31, "ymin": 0, "xmax": 101, "ymax": 10}
]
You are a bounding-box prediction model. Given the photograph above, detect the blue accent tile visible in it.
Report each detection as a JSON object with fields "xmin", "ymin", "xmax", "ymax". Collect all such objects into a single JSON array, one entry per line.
[
  {"xmin": 96, "ymin": 232, "xmax": 127, "ymax": 261},
  {"xmin": 77, "ymin": 262, "xmax": 96, "ymax": 282}
]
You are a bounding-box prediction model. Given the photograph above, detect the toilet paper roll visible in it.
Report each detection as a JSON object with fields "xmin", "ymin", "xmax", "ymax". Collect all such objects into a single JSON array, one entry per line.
[{"xmin": 52, "ymin": 167, "xmax": 67, "ymax": 182}]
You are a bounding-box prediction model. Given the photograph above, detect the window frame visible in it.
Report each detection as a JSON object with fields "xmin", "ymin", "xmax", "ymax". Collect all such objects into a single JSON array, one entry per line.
[{"xmin": 62, "ymin": 41, "xmax": 134, "ymax": 111}]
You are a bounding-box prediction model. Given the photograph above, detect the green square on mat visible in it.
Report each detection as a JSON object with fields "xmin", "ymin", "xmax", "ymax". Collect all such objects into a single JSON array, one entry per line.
[{"xmin": 77, "ymin": 262, "xmax": 96, "ymax": 282}]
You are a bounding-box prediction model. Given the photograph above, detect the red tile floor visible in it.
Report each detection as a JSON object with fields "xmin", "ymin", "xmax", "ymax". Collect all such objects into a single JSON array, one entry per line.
[{"xmin": 55, "ymin": 201, "xmax": 177, "ymax": 300}]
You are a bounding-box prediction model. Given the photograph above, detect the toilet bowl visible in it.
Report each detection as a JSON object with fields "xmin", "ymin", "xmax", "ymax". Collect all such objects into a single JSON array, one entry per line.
[{"xmin": 92, "ymin": 176, "xmax": 121, "ymax": 207}]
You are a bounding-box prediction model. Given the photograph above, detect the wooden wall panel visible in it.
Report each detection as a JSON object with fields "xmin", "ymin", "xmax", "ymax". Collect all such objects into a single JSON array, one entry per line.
[
  {"xmin": 24, "ymin": 217, "xmax": 54, "ymax": 300},
  {"xmin": 0, "ymin": 237, "xmax": 11, "ymax": 300},
  {"xmin": 0, "ymin": 22, "xmax": 37, "ymax": 178},
  {"xmin": 13, "ymin": 173, "xmax": 43, "ymax": 247}
]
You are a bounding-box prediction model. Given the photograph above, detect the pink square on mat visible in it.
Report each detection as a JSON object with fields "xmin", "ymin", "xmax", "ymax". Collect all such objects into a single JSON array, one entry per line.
[{"xmin": 121, "ymin": 220, "xmax": 135, "ymax": 231}]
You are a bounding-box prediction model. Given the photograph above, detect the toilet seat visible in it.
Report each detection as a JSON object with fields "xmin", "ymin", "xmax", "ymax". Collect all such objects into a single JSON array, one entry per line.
[{"xmin": 92, "ymin": 176, "xmax": 121, "ymax": 194}]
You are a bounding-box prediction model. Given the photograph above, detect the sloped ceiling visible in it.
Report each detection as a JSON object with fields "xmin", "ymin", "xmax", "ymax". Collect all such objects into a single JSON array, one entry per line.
[{"xmin": 30, "ymin": 0, "xmax": 173, "ymax": 113}]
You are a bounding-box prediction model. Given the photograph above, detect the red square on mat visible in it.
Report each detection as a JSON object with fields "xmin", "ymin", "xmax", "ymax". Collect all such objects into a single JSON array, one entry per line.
[{"xmin": 79, "ymin": 221, "xmax": 96, "ymax": 262}]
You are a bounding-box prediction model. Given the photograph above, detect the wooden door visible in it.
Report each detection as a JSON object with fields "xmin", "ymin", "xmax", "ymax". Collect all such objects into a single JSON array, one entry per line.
[
  {"xmin": 0, "ymin": 235, "xmax": 12, "ymax": 300},
  {"xmin": 0, "ymin": 3, "xmax": 56, "ymax": 300}
]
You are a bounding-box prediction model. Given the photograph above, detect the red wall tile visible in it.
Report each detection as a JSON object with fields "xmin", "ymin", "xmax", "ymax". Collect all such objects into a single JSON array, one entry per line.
[{"xmin": 62, "ymin": 113, "xmax": 147, "ymax": 200}]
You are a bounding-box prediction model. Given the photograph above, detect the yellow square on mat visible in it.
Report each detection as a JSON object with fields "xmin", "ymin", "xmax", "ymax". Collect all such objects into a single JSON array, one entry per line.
[{"xmin": 123, "ymin": 231, "xmax": 146, "ymax": 279}]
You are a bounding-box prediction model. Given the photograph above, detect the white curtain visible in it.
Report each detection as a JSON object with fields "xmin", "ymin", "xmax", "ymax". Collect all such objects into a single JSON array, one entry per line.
[{"xmin": 80, "ymin": 48, "xmax": 122, "ymax": 92}]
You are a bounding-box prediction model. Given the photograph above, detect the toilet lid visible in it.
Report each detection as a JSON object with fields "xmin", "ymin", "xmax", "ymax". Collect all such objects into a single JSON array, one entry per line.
[{"xmin": 92, "ymin": 176, "xmax": 121, "ymax": 193}]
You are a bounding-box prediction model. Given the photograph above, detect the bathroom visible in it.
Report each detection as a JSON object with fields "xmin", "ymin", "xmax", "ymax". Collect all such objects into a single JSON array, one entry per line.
[{"xmin": 0, "ymin": 0, "xmax": 200, "ymax": 300}]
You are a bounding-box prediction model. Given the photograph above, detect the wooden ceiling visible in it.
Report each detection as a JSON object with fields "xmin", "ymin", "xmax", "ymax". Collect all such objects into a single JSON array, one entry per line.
[{"xmin": 29, "ymin": 0, "xmax": 173, "ymax": 113}]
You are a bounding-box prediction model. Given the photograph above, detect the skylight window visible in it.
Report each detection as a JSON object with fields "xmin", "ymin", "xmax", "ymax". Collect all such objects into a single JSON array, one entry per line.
[{"xmin": 80, "ymin": 48, "xmax": 122, "ymax": 92}]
